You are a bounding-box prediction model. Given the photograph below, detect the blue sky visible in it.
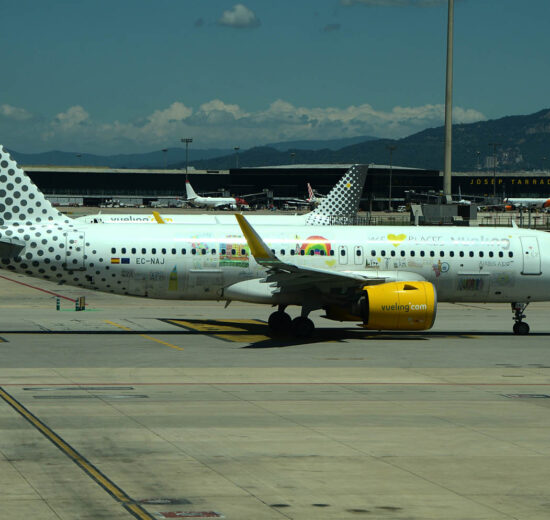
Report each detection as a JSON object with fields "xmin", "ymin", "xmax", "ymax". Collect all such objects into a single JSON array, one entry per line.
[{"xmin": 1, "ymin": 0, "xmax": 548, "ymax": 154}]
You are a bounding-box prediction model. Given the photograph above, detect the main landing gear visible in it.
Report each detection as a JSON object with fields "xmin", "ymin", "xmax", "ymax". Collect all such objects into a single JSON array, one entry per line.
[
  {"xmin": 511, "ymin": 302, "xmax": 530, "ymax": 335},
  {"xmin": 268, "ymin": 305, "xmax": 315, "ymax": 338}
]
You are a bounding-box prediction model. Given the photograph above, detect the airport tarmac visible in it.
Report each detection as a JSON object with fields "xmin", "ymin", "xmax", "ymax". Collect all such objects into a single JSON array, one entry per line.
[{"xmin": 1, "ymin": 272, "xmax": 550, "ymax": 519}]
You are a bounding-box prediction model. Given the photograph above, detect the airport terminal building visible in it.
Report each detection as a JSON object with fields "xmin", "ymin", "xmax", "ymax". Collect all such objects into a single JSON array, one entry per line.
[{"xmin": 22, "ymin": 163, "xmax": 550, "ymax": 209}]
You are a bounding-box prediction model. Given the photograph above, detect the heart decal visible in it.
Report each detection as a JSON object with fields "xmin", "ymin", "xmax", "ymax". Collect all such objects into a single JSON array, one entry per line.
[{"xmin": 387, "ymin": 233, "xmax": 407, "ymax": 247}]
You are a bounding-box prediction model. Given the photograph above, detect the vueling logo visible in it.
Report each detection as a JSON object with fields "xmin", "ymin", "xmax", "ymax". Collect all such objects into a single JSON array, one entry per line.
[{"xmin": 381, "ymin": 302, "xmax": 427, "ymax": 312}]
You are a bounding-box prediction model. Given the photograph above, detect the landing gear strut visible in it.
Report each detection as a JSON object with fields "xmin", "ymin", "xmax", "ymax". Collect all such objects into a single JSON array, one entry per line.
[{"xmin": 511, "ymin": 302, "xmax": 530, "ymax": 335}]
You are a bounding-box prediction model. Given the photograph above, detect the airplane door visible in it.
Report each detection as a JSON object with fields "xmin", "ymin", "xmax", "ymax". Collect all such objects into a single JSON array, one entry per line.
[
  {"xmin": 338, "ymin": 246, "xmax": 348, "ymax": 265},
  {"xmin": 64, "ymin": 230, "xmax": 85, "ymax": 271},
  {"xmin": 520, "ymin": 236, "xmax": 541, "ymax": 275},
  {"xmin": 354, "ymin": 246, "xmax": 363, "ymax": 265}
]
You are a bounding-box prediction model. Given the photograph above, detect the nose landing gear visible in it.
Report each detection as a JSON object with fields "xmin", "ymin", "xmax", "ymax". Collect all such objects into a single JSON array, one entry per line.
[{"xmin": 511, "ymin": 302, "xmax": 530, "ymax": 335}]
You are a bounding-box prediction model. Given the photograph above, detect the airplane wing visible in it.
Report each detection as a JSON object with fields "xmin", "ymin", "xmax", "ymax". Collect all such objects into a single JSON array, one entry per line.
[{"xmin": 234, "ymin": 214, "xmax": 424, "ymax": 291}]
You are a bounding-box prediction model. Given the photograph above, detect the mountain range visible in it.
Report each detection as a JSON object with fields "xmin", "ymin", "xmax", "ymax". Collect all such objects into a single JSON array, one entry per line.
[{"xmin": 8, "ymin": 109, "xmax": 550, "ymax": 172}]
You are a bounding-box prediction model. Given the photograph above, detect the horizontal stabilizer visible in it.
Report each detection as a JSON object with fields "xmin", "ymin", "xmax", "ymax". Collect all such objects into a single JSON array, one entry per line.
[{"xmin": 0, "ymin": 238, "xmax": 25, "ymax": 258}]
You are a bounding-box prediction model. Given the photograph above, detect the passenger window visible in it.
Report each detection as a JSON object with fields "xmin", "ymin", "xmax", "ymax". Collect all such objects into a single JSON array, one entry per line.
[
  {"xmin": 499, "ymin": 251, "xmax": 503, "ymax": 258},
  {"xmin": 459, "ymin": 251, "xmax": 464, "ymax": 257},
  {"xmin": 356, "ymin": 249, "xmax": 361, "ymax": 256},
  {"xmin": 111, "ymin": 247, "xmax": 116, "ymax": 254},
  {"xmin": 340, "ymin": 249, "xmax": 345, "ymax": 256},
  {"xmin": 211, "ymin": 249, "xmax": 216, "ymax": 255},
  {"xmin": 231, "ymin": 249, "xmax": 236, "ymax": 255},
  {"xmin": 290, "ymin": 250, "xmax": 295, "ymax": 256},
  {"xmin": 371, "ymin": 250, "xmax": 376, "ymax": 256},
  {"xmin": 192, "ymin": 248, "xmax": 196, "ymax": 255},
  {"xmin": 381, "ymin": 250, "xmax": 386, "ymax": 256},
  {"xmin": 182, "ymin": 248, "xmax": 187, "ymax": 255},
  {"xmin": 121, "ymin": 247, "xmax": 126, "ymax": 254},
  {"xmin": 301, "ymin": 250, "xmax": 305, "ymax": 256},
  {"xmin": 390, "ymin": 250, "xmax": 396, "ymax": 257},
  {"xmin": 201, "ymin": 249, "xmax": 206, "ymax": 255},
  {"xmin": 440, "ymin": 251, "xmax": 445, "ymax": 257},
  {"xmin": 272, "ymin": 249, "xmax": 276, "ymax": 254},
  {"xmin": 509, "ymin": 251, "xmax": 514, "ymax": 258},
  {"xmin": 141, "ymin": 248, "xmax": 146, "ymax": 254},
  {"xmin": 400, "ymin": 250, "xmax": 405, "ymax": 257},
  {"xmin": 449, "ymin": 251, "xmax": 454, "ymax": 257},
  {"xmin": 469, "ymin": 251, "xmax": 474, "ymax": 257},
  {"xmin": 310, "ymin": 250, "xmax": 315, "ymax": 256},
  {"xmin": 479, "ymin": 251, "xmax": 484, "ymax": 257},
  {"xmin": 489, "ymin": 251, "xmax": 494, "ymax": 258},
  {"xmin": 161, "ymin": 248, "xmax": 166, "ymax": 254},
  {"xmin": 280, "ymin": 249, "xmax": 285, "ymax": 255},
  {"xmin": 241, "ymin": 249, "xmax": 246, "ymax": 256},
  {"xmin": 320, "ymin": 250, "xmax": 325, "ymax": 256},
  {"xmin": 411, "ymin": 251, "xmax": 415, "ymax": 257},
  {"xmin": 420, "ymin": 251, "xmax": 425, "ymax": 257},
  {"xmin": 430, "ymin": 251, "xmax": 435, "ymax": 257},
  {"xmin": 330, "ymin": 250, "xmax": 335, "ymax": 256},
  {"xmin": 171, "ymin": 248, "xmax": 176, "ymax": 254},
  {"xmin": 131, "ymin": 248, "xmax": 136, "ymax": 254},
  {"xmin": 152, "ymin": 248, "xmax": 157, "ymax": 254}
]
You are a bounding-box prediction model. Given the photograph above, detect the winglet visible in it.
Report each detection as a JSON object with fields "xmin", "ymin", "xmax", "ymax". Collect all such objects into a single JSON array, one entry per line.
[
  {"xmin": 152, "ymin": 211, "xmax": 166, "ymax": 224},
  {"xmin": 235, "ymin": 214, "xmax": 277, "ymax": 264}
]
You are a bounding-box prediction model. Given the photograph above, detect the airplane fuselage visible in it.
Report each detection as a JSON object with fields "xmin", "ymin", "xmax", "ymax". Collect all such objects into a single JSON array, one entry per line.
[{"xmin": 2, "ymin": 223, "xmax": 549, "ymax": 305}]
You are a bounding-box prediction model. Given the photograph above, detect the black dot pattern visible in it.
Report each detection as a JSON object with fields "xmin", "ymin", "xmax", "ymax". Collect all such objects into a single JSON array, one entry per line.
[{"xmin": 305, "ymin": 164, "xmax": 368, "ymax": 225}]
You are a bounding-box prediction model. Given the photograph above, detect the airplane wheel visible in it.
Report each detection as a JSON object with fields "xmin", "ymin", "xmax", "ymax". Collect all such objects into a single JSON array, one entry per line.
[
  {"xmin": 268, "ymin": 311, "xmax": 292, "ymax": 334},
  {"xmin": 513, "ymin": 322, "xmax": 530, "ymax": 335},
  {"xmin": 291, "ymin": 317, "xmax": 314, "ymax": 338}
]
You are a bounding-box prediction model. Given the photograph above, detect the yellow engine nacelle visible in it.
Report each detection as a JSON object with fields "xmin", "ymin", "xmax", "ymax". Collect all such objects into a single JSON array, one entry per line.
[
  {"xmin": 324, "ymin": 281, "xmax": 437, "ymax": 331},
  {"xmin": 362, "ymin": 281, "xmax": 437, "ymax": 330}
]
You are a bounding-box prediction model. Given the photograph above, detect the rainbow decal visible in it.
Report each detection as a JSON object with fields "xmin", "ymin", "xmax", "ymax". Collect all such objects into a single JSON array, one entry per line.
[{"xmin": 299, "ymin": 236, "xmax": 331, "ymax": 256}]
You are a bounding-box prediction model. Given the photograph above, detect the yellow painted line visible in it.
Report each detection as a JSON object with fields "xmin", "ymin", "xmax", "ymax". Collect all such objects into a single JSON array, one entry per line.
[
  {"xmin": 0, "ymin": 387, "xmax": 154, "ymax": 520},
  {"xmin": 168, "ymin": 319, "xmax": 271, "ymax": 343},
  {"xmin": 104, "ymin": 320, "xmax": 184, "ymax": 351}
]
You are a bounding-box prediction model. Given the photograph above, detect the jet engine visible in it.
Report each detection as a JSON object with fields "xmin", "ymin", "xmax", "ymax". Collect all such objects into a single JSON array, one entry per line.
[{"xmin": 324, "ymin": 281, "xmax": 437, "ymax": 331}]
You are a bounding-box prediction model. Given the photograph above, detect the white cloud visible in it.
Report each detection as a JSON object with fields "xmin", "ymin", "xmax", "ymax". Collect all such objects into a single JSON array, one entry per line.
[
  {"xmin": 218, "ymin": 4, "xmax": 260, "ymax": 28},
  {"xmin": 53, "ymin": 106, "xmax": 90, "ymax": 129},
  {"xmin": 0, "ymin": 99, "xmax": 486, "ymax": 154},
  {"xmin": 0, "ymin": 104, "xmax": 33, "ymax": 121}
]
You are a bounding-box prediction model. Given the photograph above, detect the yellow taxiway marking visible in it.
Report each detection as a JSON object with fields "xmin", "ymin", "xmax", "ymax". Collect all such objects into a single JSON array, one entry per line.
[
  {"xmin": 104, "ymin": 320, "xmax": 184, "ymax": 351},
  {"xmin": 0, "ymin": 387, "xmax": 155, "ymax": 520},
  {"xmin": 169, "ymin": 319, "xmax": 271, "ymax": 343}
]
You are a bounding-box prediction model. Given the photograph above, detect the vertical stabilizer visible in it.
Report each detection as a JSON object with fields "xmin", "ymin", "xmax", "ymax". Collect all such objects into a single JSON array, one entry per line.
[
  {"xmin": 0, "ymin": 146, "xmax": 70, "ymax": 226},
  {"xmin": 305, "ymin": 164, "xmax": 368, "ymax": 225},
  {"xmin": 185, "ymin": 178, "xmax": 198, "ymax": 200}
]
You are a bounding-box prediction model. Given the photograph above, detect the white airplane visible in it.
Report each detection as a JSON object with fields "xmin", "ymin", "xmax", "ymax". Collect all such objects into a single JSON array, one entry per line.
[
  {"xmin": 0, "ymin": 145, "xmax": 548, "ymax": 337},
  {"xmin": 185, "ymin": 179, "xmax": 248, "ymax": 210},
  {"xmin": 76, "ymin": 165, "xmax": 369, "ymax": 226},
  {"xmin": 504, "ymin": 197, "xmax": 550, "ymax": 211}
]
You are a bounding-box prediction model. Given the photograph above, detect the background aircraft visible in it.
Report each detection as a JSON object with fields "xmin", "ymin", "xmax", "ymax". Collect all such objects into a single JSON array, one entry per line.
[
  {"xmin": 504, "ymin": 197, "xmax": 550, "ymax": 211},
  {"xmin": 77, "ymin": 165, "xmax": 369, "ymax": 226},
  {"xmin": 185, "ymin": 179, "xmax": 248, "ymax": 210}
]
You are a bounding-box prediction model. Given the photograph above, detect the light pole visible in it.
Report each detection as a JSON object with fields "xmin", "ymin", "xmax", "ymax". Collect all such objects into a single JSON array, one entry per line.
[
  {"xmin": 387, "ymin": 145, "xmax": 396, "ymax": 212},
  {"xmin": 489, "ymin": 142, "xmax": 501, "ymax": 197},
  {"xmin": 181, "ymin": 138, "xmax": 193, "ymax": 174},
  {"xmin": 443, "ymin": 0, "xmax": 454, "ymax": 197},
  {"xmin": 234, "ymin": 146, "xmax": 240, "ymax": 169},
  {"xmin": 162, "ymin": 148, "xmax": 168, "ymax": 169}
]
